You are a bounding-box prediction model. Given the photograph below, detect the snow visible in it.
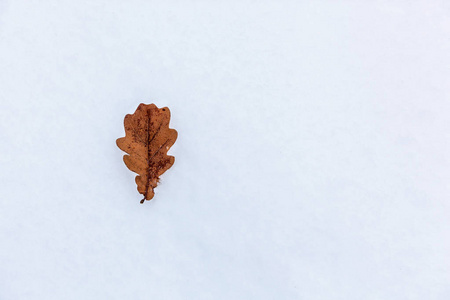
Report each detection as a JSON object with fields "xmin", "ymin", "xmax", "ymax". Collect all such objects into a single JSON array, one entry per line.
[{"xmin": 1, "ymin": 1, "xmax": 450, "ymax": 299}]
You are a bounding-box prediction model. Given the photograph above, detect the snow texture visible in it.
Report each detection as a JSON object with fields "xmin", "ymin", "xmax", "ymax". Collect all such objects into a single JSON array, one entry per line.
[{"xmin": 1, "ymin": 1, "xmax": 450, "ymax": 299}]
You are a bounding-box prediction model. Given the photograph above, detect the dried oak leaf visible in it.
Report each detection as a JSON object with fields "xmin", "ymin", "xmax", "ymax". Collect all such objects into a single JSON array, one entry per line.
[{"xmin": 116, "ymin": 103, "xmax": 177, "ymax": 203}]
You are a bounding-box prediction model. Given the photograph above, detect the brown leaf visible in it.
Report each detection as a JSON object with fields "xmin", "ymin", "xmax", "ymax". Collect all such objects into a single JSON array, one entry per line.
[{"xmin": 116, "ymin": 103, "xmax": 178, "ymax": 203}]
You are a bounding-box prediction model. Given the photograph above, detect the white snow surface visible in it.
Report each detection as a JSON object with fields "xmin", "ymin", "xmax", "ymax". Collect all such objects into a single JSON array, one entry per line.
[{"xmin": 1, "ymin": 1, "xmax": 450, "ymax": 299}]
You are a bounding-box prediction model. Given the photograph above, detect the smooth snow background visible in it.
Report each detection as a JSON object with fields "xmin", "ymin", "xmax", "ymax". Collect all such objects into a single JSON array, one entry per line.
[{"xmin": 1, "ymin": 1, "xmax": 450, "ymax": 299}]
